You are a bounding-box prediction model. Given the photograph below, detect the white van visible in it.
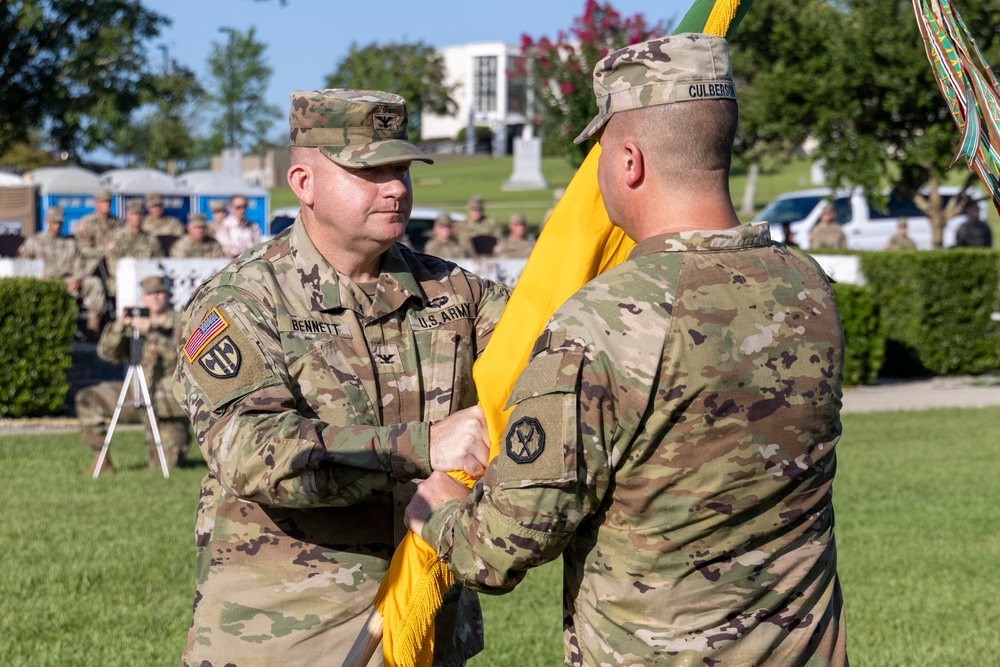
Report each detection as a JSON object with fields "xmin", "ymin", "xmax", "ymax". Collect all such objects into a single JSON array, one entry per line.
[{"xmin": 753, "ymin": 187, "xmax": 985, "ymax": 250}]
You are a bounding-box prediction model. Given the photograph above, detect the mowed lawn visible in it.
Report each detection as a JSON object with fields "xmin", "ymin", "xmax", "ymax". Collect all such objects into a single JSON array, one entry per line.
[{"xmin": 1, "ymin": 407, "xmax": 999, "ymax": 666}]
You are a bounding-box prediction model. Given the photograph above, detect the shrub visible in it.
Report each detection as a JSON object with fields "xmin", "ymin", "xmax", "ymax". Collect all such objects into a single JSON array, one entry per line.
[
  {"xmin": 0, "ymin": 278, "xmax": 77, "ymax": 417},
  {"xmin": 832, "ymin": 283, "xmax": 884, "ymax": 385},
  {"xmin": 861, "ymin": 249, "xmax": 1000, "ymax": 376}
]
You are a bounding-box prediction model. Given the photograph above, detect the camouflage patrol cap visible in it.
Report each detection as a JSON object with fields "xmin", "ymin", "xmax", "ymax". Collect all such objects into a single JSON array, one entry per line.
[
  {"xmin": 145, "ymin": 193, "xmax": 164, "ymax": 206},
  {"xmin": 46, "ymin": 206, "xmax": 65, "ymax": 221},
  {"xmin": 467, "ymin": 195, "xmax": 484, "ymax": 210},
  {"xmin": 209, "ymin": 199, "xmax": 227, "ymax": 213},
  {"xmin": 574, "ymin": 33, "xmax": 736, "ymax": 144},
  {"xmin": 289, "ymin": 89, "xmax": 433, "ymax": 168},
  {"xmin": 433, "ymin": 214, "xmax": 453, "ymax": 228},
  {"xmin": 140, "ymin": 275, "xmax": 168, "ymax": 294},
  {"xmin": 187, "ymin": 213, "xmax": 208, "ymax": 227},
  {"xmin": 94, "ymin": 188, "xmax": 112, "ymax": 201},
  {"xmin": 126, "ymin": 200, "xmax": 144, "ymax": 214}
]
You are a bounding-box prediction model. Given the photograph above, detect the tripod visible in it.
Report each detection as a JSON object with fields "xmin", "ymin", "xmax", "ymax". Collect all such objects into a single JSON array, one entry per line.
[{"xmin": 92, "ymin": 327, "xmax": 170, "ymax": 479}]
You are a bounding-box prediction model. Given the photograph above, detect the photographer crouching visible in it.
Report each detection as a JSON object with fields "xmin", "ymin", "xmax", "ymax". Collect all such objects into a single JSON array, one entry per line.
[{"xmin": 76, "ymin": 276, "xmax": 191, "ymax": 475}]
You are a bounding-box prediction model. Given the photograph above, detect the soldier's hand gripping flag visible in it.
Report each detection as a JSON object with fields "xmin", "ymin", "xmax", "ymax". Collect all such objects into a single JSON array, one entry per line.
[{"xmin": 346, "ymin": 2, "xmax": 755, "ymax": 666}]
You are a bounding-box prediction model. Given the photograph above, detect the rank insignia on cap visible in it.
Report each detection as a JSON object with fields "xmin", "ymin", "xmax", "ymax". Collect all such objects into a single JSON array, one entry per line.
[
  {"xmin": 184, "ymin": 308, "xmax": 229, "ymax": 362},
  {"xmin": 506, "ymin": 416, "xmax": 546, "ymax": 464},
  {"xmin": 197, "ymin": 336, "xmax": 242, "ymax": 379}
]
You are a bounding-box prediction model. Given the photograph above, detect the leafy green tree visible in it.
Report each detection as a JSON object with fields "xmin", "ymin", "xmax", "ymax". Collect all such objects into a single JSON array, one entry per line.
[
  {"xmin": 728, "ymin": 0, "xmax": 844, "ymax": 215},
  {"xmin": 811, "ymin": 0, "xmax": 1000, "ymax": 246},
  {"xmin": 326, "ymin": 41, "xmax": 457, "ymax": 142},
  {"xmin": 207, "ymin": 26, "xmax": 281, "ymax": 153},
  {"xmin": 520, "ymin": 0, "xmax": 666, "ymax": 167},
  {"xmin": 0, "ymin": 0, "xmax": 168, "ymax": 158},
  {"xmin": 147, "ymin": 64, "xmax": 206, "ymax": 172}
]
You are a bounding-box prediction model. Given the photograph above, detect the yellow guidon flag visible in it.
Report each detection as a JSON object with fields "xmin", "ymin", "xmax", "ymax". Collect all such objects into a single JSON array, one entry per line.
[{"xmin": 350, "ymin": 2, "xmax": 755, "ymax": 665}]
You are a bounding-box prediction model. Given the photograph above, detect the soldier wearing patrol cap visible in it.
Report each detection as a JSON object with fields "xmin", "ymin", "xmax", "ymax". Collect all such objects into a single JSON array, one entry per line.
[
  {"xmin": 810, "ymin": 201, "xmax": 848, "ymax": 249},
  {"xmin": 453, "ymin": 194, "xmax": 501, "ymax": 255},
  {"xmin": 170, "ymin": 213, "xmax": 226, "ymax": 258},
  {"xmin": 104, "ymin": 200, "xmax": 163, "ymax": 297},
  {"xmin": 19, "ymin": 206, "xmax": 107, "ymax": 332},
  {"xmin": 423, "ymin": 213, "xmax": 471, "ymax": 259},
  {"xmin": 408, "ymin": 34, "xmax": 848, "ymax": 666},
  {"xmin": 141, "ymin": 193, "xmax": 185, "ymax": 238},
  {"xmin": 174, "ymin": 88, "xmax": 508, "ymax": 666},
  {"xmin": 76, "ymin": 275, "xmax": 190, "ymax": 475},
  {"xmin": 74, "ymin": 187, "xmax": 122, "ymax": 278}
]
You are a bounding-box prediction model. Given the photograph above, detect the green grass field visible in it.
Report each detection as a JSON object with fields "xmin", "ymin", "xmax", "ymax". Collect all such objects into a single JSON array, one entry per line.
[{"xmin": 2, "ymin": 407, "xmax": 999, "ymax": 665}]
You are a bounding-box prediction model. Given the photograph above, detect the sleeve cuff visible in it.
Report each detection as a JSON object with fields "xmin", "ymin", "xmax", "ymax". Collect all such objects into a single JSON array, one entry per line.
[
  {"xmin": 421, "ymin": 497, "xmax": 463, "ymax": 560},
  {"xmin": 384, "ymin": 420, "xmax": 432, "ymax": 482}
]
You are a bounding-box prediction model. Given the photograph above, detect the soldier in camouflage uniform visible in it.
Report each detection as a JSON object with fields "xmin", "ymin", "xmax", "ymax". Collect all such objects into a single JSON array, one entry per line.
[
  {"xmin": 885, "ymin": 217, "xmax": 918, "ymax": 250},
  {"xmin": 423, "ymin": 214, "xmax": 471, "ymax": 259},
  {"xmin": 173, "ymin": 89, "xmax": 508, "ymax": 666},
  {"xmin": 494, "ymin": 213, "xmax": 535, "ymax": 258},
  {"xmin": 170, "ymin": 214, "xmax": 226, "ymax": 259},
  {"xmin": 955, "ymin": 203, "xmax": 993, "ymax": 247},
  {"xmin": 141, "ymin": 192, "xmax": 186, "ymax": 238},
  {"xmin": 19, "ymin": 206, "xmax": 106, "ymax": 331},
  {"xmin": 809, "ymin": 202, "xmax": 848, "ymax": 250},
  {"xmin": 105, "ymin": 201, "xmax": 163, "ymax": 297},
  {"xmin": 76, "ymin": 275, "xmax": 190, "ymax": 475},
  {"xmin": 408, "ymin": 34, "xmax": 848, "ymax": 666},
  {"xmin": 74, "ymin": 188, "xmax": 121, "ymax": 278},
  {"xmin": 454, "ymin": 195, "xmax": 502, "ymax": 255}
]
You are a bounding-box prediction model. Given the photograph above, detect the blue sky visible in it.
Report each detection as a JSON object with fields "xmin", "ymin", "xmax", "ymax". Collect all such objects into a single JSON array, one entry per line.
[{"xmin": 141, "ymin": 0, "xmax": 691, "ymax": 141}]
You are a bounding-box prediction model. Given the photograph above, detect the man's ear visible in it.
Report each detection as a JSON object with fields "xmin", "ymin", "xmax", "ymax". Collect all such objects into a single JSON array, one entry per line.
[
  {"xmin": 622, "ymin": 140, "xmax": 644, "ymax": 189},
  {"xmin": 287, "ymin": 162, "xmax": 315, "ymax": 207}
]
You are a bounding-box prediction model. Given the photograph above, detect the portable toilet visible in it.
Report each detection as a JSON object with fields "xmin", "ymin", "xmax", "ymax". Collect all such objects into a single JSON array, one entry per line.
[
  {"xmin": 100, "ymin": 168, "xmax": 191, "ymax": 224},
  {"xmin": 24, "ymin": 167, "xmax": 104, "ymax": 236},
  {"xmin": 177, "ymin": 171, "xmax": 269, "ymax": 234},
  {"xmin": 0, "ymin": 173, "xmax": 37, "ymax": 256}
]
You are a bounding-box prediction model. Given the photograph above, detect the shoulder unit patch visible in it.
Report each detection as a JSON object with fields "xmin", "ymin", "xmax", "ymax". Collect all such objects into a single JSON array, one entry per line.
[
  {"xmin": 197, "ymin": 335, "xmax": 242, "ymax": 379},
  {"xmin": 506, "ymin": 416, "xmax": 546, "ymax": 464}
]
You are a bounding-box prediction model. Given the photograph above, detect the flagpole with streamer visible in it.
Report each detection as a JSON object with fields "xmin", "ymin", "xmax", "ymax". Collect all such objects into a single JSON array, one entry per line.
[{"xmin": 345, "ymin": 3, "xmax": 755, "ymax": 665}]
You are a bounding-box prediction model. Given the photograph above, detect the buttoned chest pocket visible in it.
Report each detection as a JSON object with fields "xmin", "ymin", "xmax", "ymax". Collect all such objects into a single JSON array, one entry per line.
[
  {"xmin": 283, "ymin": 330, "xmax": 377, "ymax": 426},
  {"xmin": 411, "ymin": 310, "xmax": 478, "ymax": 423}
]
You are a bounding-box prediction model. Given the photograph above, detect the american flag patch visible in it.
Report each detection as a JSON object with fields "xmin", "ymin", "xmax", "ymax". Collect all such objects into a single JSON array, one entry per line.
[{"xmin": 184, "ymin": 308, "xmax": 229, "ymax": 362}]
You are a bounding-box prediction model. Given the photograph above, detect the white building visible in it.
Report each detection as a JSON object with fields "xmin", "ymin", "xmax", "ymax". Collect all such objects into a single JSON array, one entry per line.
[{"xmin": 421, "ymin": 42, "xmax": 529, "ymax": 155}]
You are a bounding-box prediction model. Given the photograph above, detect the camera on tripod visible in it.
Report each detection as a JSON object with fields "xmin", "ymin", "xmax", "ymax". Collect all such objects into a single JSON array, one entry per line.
[{"xmin": 125, "ymin": 306, "xmax": 150, "ymax": 318}]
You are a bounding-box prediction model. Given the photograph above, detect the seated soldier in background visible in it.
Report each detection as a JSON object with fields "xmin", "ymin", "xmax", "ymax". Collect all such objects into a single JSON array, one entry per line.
[
  {"xmin": 141, "ymin": 193, "xmax": 185, "ymax": 238},
  {"xmin": 170, "ymin": 213, "xmax": 226, "ymax": 259},
  {"xmin": 74, "ymin": 188, "xmax": 121, "ymax": 279},
  {"xmin": 76, "ymin": 275, "xmax": 191, "ymax": 475},
  {"xmin": 455, "ymin": 194, "xmax": 502, "ymax": 255},
  {"xmin": 495, "ymin": 213, "xmax": 535, "ymax": 259},
  {"xmin": 423, "ymin": 213, "xmax": 471, "ymax": 259},
  {"xmin": 19, "ymin": 206, "xmax": 106, "ymax": 332},
  {"xmin": 885, "ymin": 217, "xmax": 917, "ymax": 250},
  {"xmin": 105, "ymin": 201, "xmax": 163, "ymax": 297},
  {"xmin": 206, "ymin": 199, "xmax": 228, "ymax": 236}
]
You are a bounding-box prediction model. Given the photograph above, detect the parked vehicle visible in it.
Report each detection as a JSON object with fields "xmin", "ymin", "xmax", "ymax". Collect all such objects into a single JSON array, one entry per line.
[
  {"xmin": 267, "ymin": 206, "xmax": 464, "ymax": 252},
  {"xmin": 754, "ymin": 186, "xmax": 985, "ymax": 250}
]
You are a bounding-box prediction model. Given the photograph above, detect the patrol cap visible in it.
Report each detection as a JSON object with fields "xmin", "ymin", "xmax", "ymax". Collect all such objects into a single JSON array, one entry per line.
[
  {"xmin": 94, "ymin": 188, "xmax": 112, "ymax": 201},
  {"xmin": 467, "ymin": 195, "xmax": 484, "ymax": 210},
  {"xmin": 187, "ymin": 213, "xmax": 208, "ymax": 227},
  {"xmin": 433, "ymin": 213, "xmax": 453, "ymax": 227},
  {"xmin": 46, "ymin": 206, "xmax": 65, "ymax": 222},
  {"xmin": 289, "ymin": 89, "xmax": 433, "ymax": 168},
  {"xmin": 140, "ymin": 275, "xmax": 168, "ymax": 294},
  {"xmin": 209, "ymin": 199, "xmax": 227, "ymax": 213},
  {"xmin": 126, "ymin": 200, "xmax": 144, "ymax": 214},
  {"xmin": 821, "ymin": 202, "xmax": 836, "ymax": 216},
  {"xmin": 574, "ymin": 33, "xmax": 736, "ymax": 144},
  {"xmin": 145, "ymin": 193, "xmax": 164, "ymax": 206},
  {"xmin": 508, "ymin": 213, "xmax": 527, "ymax": 226}
]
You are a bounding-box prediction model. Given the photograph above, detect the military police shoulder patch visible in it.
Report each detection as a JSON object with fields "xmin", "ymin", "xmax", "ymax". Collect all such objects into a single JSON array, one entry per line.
[
  {"xmin": 197, "ymin": 335, "xmax": 241, "ymax": 379},
  {"xmin": 506, "ymin": 416, "xmax": 545, "ymax": 464}
]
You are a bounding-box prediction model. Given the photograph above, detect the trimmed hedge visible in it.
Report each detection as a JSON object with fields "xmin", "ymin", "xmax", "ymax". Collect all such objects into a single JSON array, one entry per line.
[
  {"xmin": 860, "ymin": 249, "xmax": 1000, "ymax": 376},
  {"xmin": 0, "ymin": 278, "xmax": 77, "ymax": 417},
  {"xmin": 832, "ymin": 283, "xmax": 885, "ymax": 385}
]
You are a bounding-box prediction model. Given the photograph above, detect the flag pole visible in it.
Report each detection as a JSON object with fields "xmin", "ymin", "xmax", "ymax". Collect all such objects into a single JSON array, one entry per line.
[{"xmin": 342, "ymin": 608, "xmax": 383, "ymax": 667}]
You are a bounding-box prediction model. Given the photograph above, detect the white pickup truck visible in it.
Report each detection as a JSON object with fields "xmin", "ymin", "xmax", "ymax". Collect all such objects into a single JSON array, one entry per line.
[{"xmin": 754, "ymin": 186, "xmax": 985, "ymax": 250}]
